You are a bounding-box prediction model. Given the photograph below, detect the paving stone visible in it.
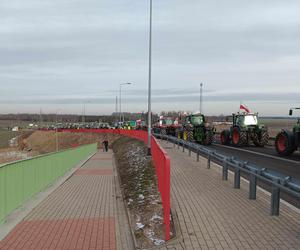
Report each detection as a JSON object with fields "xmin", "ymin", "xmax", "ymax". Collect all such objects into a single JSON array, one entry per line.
[
  {"xmin": 159, "ymin": 140, "xmax": 300, "ymax": 249},
  {"xmin": 0, "ymin": 151, "xmax": 134, "ymax": 250}
]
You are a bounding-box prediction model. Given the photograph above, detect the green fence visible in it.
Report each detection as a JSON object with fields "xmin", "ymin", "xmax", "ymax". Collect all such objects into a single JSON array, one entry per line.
[{"xmin": 0, "ymin": 143, "xmax": 97, "ymax": 223}]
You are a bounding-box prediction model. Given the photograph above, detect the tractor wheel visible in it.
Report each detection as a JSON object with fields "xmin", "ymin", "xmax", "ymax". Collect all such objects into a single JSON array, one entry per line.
[
  {"xmin": 154, "ymin": 127, "xmax": 160, "ymax": 134},
  {"xmin": 204, "ymin": 130, "xmax": 213, "ymax": 145},
  {"xmin": 275, "ymin": 131, "xmax": 296, "ymax": 156},
  {"xmin": 232, "ymin": 127, "xmax": 248, "ymax": 146},
  {"xmin": 253, "ymin": 131, "xmax": 269, "ymax": 147},
  {"xmin": 161, "ymin": 128, "xmax": 167, "ymax": 135},
  {"xmin": 220, "ymin": 130, "xmax": 230, "ymax": 145}
]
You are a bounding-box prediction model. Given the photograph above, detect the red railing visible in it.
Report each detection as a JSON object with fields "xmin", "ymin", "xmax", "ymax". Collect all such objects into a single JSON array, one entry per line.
[{"xmin": 58, "ymin": 129, "xmax": 171, "ymax": 240}]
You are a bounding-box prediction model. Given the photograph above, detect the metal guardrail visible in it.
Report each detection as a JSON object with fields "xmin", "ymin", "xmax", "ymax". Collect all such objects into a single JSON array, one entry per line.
[{"xmin": 154, "ymin": 133, "xmax": 300, "ymax": 216}]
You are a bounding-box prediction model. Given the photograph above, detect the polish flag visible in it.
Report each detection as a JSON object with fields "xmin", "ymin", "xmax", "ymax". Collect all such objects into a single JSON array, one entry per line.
[{"xmin": 240, "ymin": 104, "xmax": 250, "ymax": 113}]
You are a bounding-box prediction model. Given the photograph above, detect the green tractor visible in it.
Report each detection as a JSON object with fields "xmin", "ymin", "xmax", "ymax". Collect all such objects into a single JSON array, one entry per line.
[
  {"xmin": 275, "ymin": 108, "xmax": 300, "ymax": 156},
  {"xmin": 220, "ymin": 113, "xmax": 269, "ymax": 147},
  {"xmin": 181, "ymin": 113, "xmax": 214, "ymax": 145}
]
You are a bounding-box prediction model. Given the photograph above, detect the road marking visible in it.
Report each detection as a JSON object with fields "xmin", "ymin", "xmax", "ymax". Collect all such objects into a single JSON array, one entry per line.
[{"xmin": 213, "ymin": 144, "xmax": 300, "ymax": 165}]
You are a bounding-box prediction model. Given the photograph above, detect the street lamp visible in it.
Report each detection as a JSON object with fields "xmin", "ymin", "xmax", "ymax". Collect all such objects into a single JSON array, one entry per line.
[
  {"xmin": 119, "ymin": 82, "xmax": 132, "ymax": 124},
  {"xmin": 82, "ymin": 100, "xmax": 91, "ymax": 126},
  {"xmin": 199, "ymin": 83, "xmax": 203, "ymax": 114},
  {"xmin": 147, "ymin": 0, "xmax": 153, "ymax": 156}
]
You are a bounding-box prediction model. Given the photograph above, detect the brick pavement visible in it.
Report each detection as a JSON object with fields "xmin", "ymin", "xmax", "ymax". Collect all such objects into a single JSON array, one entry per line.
[
  {"xmin": 158, "ymin": 140, "xmax": 300, "ymax": 250},
  {"xmin": 0, "ymin": 151, "xmax": 134, "ymax": 250},
  {"xmin": 1, "ymin": 141, "xmax": 300, "ymax": 250}
]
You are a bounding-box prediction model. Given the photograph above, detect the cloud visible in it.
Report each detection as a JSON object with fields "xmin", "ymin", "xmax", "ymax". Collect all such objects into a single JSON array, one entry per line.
[{"xmin": 0, "ymin": 0, "xmax": 299, "ymax": 115}]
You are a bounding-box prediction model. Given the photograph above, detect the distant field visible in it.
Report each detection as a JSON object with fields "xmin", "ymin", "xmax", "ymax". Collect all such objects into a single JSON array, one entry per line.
[
  {"xmin": 0, "ymin": 120, "xmax": 32, "ymax": 129},
  {"xmin": 260, "ymin": 118, "xmax": 297, "ymax": 128},
  {"xmin": 261, "ymin": 118, "xmax": 298, "ymax": 137},
  {"xmin": 0, "ymin": 130, "xmax": 21, "ymax": 148}
]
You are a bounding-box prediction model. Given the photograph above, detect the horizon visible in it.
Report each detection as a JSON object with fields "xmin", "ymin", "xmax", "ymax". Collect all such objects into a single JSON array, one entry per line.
[{"xmin": 1, "ymin": 0, "xmax": 299, "ymax": 116}]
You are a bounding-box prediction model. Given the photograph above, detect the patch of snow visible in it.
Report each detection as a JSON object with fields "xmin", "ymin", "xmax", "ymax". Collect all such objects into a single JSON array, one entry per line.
[
  {"xmin": 9, "ymin": 137, "xmax": 18, "ymax": 147},
  {"xmin": 0, "ymin": 151, "xmax": 29, "ymax": 159},
  {"xmin": 135, "ymin": 222, "xmax": 145, "ymax": 230},
  {"xmin": 150, "ymin": 214, "xmax": 163, "ymax": 222},
  {"xmin": 153, "ymin": 239, "xmax": 165, "ymax": 246}
]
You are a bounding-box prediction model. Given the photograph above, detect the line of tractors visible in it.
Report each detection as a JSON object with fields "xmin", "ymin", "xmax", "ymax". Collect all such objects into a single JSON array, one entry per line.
[{"xmin": 153, "ymin": 108, "xmax": 300, "ymax": 157}]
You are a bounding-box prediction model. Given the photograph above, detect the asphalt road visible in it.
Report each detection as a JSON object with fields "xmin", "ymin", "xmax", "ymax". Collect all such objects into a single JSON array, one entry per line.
[
  {"xmin": 206, "ymin": 142, "xmax": 300, "ymax": 208},
  {"xmin": 211, "ymin": 143, "xmax": 300, "ymax": 179}
]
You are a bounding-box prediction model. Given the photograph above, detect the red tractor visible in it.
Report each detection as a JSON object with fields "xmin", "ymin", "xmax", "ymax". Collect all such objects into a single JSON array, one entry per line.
[{"xmin": 153, "ymin": 116, "xmax": 181, "ymax": 136}]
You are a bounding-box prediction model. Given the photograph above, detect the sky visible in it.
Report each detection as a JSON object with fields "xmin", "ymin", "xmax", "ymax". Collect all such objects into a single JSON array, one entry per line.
[{"xmin": 0, "ymin": 0, "xmax": 299, "ymax": 116}]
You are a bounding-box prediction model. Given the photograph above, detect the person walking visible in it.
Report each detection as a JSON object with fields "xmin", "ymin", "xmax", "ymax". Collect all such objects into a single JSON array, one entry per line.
[{"xmin": 102, "ymin": 139, "xmax": 109, "ymax": 152}]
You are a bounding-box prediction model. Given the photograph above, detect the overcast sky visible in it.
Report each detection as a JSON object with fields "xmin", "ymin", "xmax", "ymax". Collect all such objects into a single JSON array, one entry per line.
[{"xmin": 1, "ymin": 0, "xmax": 299, "ymax": 116}]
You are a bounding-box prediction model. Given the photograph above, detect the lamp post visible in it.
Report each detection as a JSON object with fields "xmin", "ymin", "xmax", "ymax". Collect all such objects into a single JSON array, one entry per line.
[
  {"xmin": 147, "ymin": 0, "xmax": 153, "ymax": 156},
  {"xmin": 82, "ymin": 100, "xmax": 91, "ymax": 126},
  {"xmin": 200, "ymin": 83, "xmax": 203, "ymax": 114},
  {"xmin": 119, "ymin": 83, "xmax": 132, "ymax": 124}
]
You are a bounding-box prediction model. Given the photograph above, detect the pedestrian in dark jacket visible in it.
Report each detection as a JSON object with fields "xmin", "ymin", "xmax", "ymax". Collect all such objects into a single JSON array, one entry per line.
[{"xmin": 102, "ymin": 139, "xmax": 109, "ymax": 152}]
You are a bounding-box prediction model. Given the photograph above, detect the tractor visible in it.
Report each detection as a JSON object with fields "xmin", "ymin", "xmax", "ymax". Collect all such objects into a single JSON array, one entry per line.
[
  {"xmin": 135, "ymin": 120, "xmax": 147, "ymax": 131},
  {"xmin": 180, "ymin": 113, "xmax": 214, "ymax": 145},
  {"xmin": 275, "ymin": 108, "xmax": 300, "ymax": 156},
  {"xmin": 153, "ymin": 116, "xmax": 181, "ymax": 136},
  {"xmin": 220, "ymin": 112, "xmax": 269, "ymax": 147}
]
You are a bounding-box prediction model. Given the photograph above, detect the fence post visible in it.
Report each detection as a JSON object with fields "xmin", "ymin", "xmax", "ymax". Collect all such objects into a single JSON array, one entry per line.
[
  {"xmin": 207, "ymin": 154, "xmax": 211, "ymax": 169},
  {"xmin": 249, "ymin": 170, "xmax": 257, "ymax": 200},
  {"xmin": 188, "ymin": 144, "xmax": 191, "ymax": 156},
  {"xmin": 182, "ymin": 143, "xmax": 185, "ymax": 152},
  {"xmin": 271, "ymin": 180, "xmax": 280, "ymax": 216},
  {"xmin": 197, "ymin": 150, "xmax": 200, "ymax": 162},
  {"xmin": 222, "ymin": 159, "xmax": 228, "ymax": 180},
  {"xmin": 234, "ymin": 167, "xmax": 240, "ymax": 189}
]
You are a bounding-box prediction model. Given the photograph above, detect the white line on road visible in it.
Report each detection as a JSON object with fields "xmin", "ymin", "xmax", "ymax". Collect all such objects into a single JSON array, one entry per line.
[{"xmin": 213, "ymin": 144, "xmax": 300, "ymax": 165}]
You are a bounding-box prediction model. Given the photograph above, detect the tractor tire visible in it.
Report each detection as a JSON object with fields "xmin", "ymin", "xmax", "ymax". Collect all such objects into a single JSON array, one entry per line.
[
  {"xmin": 231, "ymin": 127, "xmax": 248, "ymax": 146},
  {"xmin": 153, "ymin": 127, "xmax": 160, "ymax": 134},
  {"xmin": 253, "ymin": 131, "xmax": 269, "ymax": 147},
  {"xmin": 204, "ymin": 130, "xmax": 213, "ymax": 145},
  {"xmin": 161, "ymin": 128, "xmax": 167, "ymax": 135},
  {"xmin": 275, "ymin": 131, "xmax": 296, "ymax": 156},
  {"xmin": 220, "ymin": 130, "xmax": 230, "ymax": 145}
]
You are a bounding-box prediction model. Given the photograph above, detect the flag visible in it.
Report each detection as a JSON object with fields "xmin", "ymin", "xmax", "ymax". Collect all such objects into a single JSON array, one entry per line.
[{"xmin": 240, "ymin": 104, "xmax": 250, "ymax": 113}]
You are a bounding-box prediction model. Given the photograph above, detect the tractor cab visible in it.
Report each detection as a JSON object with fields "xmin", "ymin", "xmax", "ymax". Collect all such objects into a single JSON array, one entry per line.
[
  {"xmin": 186, "ymin": 113, "xmax": 205, "ymax": 127},
  {"xmin": 289, "ymin": 108, "xmax": 300, "ymax": 133},
  {"xmin": 160, "ymin": 117, "xmax": 174, "ymax": 126},
  {"xmin": 233, "ymin": 113, "xmax": 258, "ymax": 127}
]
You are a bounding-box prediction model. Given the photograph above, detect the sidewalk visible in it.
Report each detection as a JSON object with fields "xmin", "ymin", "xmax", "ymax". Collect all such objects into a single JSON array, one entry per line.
[
  {"xmin": 158, "ymin": 140, "xmax": 300, "ymax": 250},
  {"xmin": 1, "ymin": 143, "xmax": 300, "ymax": 250},
  {"xmin": 0, "ymin": 151, "xmax": 134, "ymax": 250}
]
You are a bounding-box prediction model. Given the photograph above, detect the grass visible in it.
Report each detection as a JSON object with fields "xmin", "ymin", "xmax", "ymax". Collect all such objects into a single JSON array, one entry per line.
[{"xmin": 0, "ymin": 130, "xmax": 20, "ymax": 148}]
